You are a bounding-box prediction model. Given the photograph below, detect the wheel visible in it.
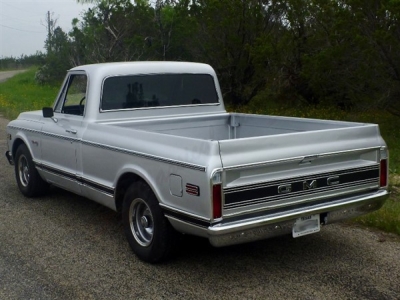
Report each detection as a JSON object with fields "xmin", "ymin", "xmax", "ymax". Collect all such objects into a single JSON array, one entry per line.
[
  {"xmin": 14, "ymin": 144, "xmax": 48, "ymax": 197},
  {"xmin": 122, "ymin": 181, "xmax": 177, "ymax": 263}
]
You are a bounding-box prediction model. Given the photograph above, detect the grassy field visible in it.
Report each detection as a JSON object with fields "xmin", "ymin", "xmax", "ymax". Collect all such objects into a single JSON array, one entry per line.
[
  {"xmin": 0, "ymin": 68, "xmax": 59, "ymax": 119},
  {"xmin": 1, "ymin": 69, "xmax": 399, "ymax": 235}
]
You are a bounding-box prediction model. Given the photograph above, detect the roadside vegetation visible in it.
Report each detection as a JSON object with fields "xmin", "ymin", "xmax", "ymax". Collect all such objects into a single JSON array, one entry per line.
[
  {"xmin": 0, "ymin": 68, "xmax": 58, "ymax": 119},
  {"xmin": 0, "ymin": 53, "xmax": 45, "ymax": 71},
  {"xmin": 0, "ymin": 70, "xmax": 399, "ymax": 235}
]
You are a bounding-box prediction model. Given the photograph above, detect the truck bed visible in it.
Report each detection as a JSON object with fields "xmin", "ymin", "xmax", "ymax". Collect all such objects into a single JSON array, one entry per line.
[
  {"xmin": 106, "ymin": 112, "xmax": 384, "ymax": 217},
  {"xmin": 107, "ymin": 112, "xmax": 368, "ymax": 141}
]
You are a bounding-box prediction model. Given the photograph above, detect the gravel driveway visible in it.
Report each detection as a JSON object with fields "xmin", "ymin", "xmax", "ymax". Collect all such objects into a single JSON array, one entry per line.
[
  {"xmin": 1, "ymin": 112, "xmax": 400, "ymax": 298},
  {"xmin": 0, "ymin": 70, "xmax": 27, "ymax": 83}
]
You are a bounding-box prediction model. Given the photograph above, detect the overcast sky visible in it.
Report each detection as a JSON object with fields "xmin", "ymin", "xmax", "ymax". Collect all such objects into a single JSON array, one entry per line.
[{"xmin": 0, "ymin": 0, "xmax": 93, "ymax": 58}]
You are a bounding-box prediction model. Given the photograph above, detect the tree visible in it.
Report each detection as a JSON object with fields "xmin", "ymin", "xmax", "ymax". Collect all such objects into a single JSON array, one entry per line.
[
  {"xmin": 46, "ymin": 0, "xmax": 399, "ymax": 112},
  {"xmin": 36, "ymin": 12, "xmax": 72, "ymax": 84}
]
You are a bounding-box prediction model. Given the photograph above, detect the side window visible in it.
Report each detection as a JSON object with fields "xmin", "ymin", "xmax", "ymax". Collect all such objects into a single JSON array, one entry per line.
[{"xmin": 55, "ymin": 74, "xmax": 87, "ymax": 116}]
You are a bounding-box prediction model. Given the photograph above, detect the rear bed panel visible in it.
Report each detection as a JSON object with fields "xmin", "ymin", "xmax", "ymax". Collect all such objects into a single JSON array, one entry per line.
[
  {"xmin": 218, "ymin": 123, "xmax": 382, "ymax": 169},
  {"xmin": 218, "ymin": 124, "xmax": 386, "ymax": 219}
]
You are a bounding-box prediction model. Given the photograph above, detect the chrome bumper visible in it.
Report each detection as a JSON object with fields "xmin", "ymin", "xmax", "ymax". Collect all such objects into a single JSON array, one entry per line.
[{"xmin": 208, "ymin": 189, "xmax": 389, "ymax": 247}]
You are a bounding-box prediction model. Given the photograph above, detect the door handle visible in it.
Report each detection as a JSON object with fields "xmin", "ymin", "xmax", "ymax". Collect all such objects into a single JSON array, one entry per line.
[{"xmin": 66, "ymin": 129, "xmax": 77, "ymax": 134}]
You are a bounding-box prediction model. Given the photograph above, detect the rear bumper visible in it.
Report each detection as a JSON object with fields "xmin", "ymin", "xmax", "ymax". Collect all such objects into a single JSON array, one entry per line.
[
  {"xmin": 207, "ymin": 189, "xmax": 389, "ymax": 247},
  {"xmin": 5, "ymin": 151, "xmax": 14, "ymax": 165}
]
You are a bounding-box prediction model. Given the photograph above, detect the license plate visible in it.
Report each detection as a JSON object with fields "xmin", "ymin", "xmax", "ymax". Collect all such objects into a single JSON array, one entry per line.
[{"xmin": 292, "ymin": 214, "xmax": 320, "ymax": 238}]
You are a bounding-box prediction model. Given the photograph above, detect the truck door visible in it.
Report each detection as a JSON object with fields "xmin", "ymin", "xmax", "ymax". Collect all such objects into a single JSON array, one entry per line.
[{"xmin": 40, "ymin": 72, "xmax": 87, "ymax": 195}]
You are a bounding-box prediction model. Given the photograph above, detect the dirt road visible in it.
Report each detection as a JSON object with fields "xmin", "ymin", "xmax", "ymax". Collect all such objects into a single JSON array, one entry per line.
[{"xmin": 0, "ymin": 70, "xmax": 27, "ymax": 83}]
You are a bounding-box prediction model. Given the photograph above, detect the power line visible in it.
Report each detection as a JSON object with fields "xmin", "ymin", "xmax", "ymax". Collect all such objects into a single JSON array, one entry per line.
[
  {"xmin": 0, "ymin": 12, "xmax": 42, "ymax": 25},
  {"xmin": 0, "ymin": 24, "xmax": 43, "ymax": 33},
  {"xmin": 0, "ymin": 1, "xmax": 44, "ymax": 16}
]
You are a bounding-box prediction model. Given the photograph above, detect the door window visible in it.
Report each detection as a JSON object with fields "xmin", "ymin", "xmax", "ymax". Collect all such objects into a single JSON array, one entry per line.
[{"xmin": 55, "ymin": 74, "xmax": 87, "ymax": 116}]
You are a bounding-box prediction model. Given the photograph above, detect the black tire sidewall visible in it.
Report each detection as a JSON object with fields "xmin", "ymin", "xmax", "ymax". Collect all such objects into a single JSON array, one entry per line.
[
  {"xmin": 14, "ymin": 144, "xmax": 45, "ymax": 197},
  {"xmin": 122, "ymin": 181, "xmax": 175, "ymax": 263}
]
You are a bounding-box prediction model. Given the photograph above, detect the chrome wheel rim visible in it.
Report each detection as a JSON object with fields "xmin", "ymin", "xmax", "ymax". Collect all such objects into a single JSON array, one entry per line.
[
  {"xmin": 129, "ymin": 198, "xmax": 154, "ymax": 247},
  {"xmin": 18, "ymin": 155, "xmax": 30, "ymax": 187}
]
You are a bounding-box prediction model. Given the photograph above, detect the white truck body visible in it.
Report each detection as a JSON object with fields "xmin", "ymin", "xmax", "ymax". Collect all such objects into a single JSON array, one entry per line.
[{"xmin": 6, "ymin": 62, "xmax": 389, "ymax": 262}]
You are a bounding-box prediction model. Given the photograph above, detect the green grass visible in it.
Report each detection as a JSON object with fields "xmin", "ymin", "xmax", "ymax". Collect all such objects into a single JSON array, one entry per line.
[
  {"xmin": 0, "ymin": 68, "xmax": 59, "ymax": 119},
  {"xmin": 354, "ymin": 188, "xmax": 400, "ymax": 235},
  {"xmin": 0, "ymin": 71, "xmax": 399, "ymax": 235}
]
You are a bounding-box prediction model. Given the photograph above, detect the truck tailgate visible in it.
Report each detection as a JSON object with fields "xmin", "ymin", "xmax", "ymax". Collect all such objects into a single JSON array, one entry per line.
[{"xmin": 218, "ymin": 124, "xmax": 386, "ymax": 217}]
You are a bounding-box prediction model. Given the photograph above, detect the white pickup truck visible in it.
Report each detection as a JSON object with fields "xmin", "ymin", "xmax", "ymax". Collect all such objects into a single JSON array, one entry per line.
[{"xmin": 5, "ymin": 62, "xmax": 389, "ymax": 262}]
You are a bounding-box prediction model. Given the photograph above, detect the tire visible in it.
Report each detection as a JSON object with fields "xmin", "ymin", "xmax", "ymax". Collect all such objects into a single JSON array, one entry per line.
[
  {"xmin": 122, "ymin": 181, "xmax": 177, "ymax": 263},
  {"xmin": 14, "ymin": 144, "xmax": 49, "ymax": 197}
]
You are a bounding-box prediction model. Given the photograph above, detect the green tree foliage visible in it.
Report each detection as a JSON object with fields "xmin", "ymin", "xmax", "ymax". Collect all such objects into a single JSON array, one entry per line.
[
  {"xmin": 185, "ymin": 0, "xmax": 272, "ymax": 104},
  {"xmin": 36, "ymin": 26, "xmax": 71, "ymax": 84},
  {"xmin": 0, "ymin": 53, "xmax": 45, "ymax": 70},
  {"xmin": 36, "ymin": 0, "xmax": 400, "ymax": 112},
  {"xmin": 72, "ymin": 1, "xmax": 145, "ymax": 62}
]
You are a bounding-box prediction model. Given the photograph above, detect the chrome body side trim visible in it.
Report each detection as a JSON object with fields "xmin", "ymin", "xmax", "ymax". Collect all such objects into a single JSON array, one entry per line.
[
  {"xmin": 7, "ymin": 125, "xmax": 42, "ymax": 135},
  {"xmin": 160, "ymin": 203, "xmax": 211, "ymax": 224},
  {"xmin": 81, "ymin": 140, "xmax": 206, "ymax": 172},
  {"xmin": 35, "ymin": 161, "xmax": 115, "ymax": 196},
  {"xmin": 41, "ymin": 131, "xmax": 79, "ymax": 143},
  {"xmin": 8, "ymin": 126, "xmax": 206, "ymax": 172}
]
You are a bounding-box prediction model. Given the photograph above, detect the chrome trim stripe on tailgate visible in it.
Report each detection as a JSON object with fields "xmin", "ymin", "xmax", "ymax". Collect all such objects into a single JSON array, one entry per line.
[{"xmin": 224, "ymin": 165, "xmax": 379, "ymax": 208}]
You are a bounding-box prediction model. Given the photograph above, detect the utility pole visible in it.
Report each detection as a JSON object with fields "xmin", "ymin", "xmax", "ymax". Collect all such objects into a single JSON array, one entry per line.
[
  {"xmin": 42, "ymin": 11, "xmax": 57, "ymax": 53},
  {"xmin": 47, "ymin": 11, "xmax": 52, "ymax": 53}
]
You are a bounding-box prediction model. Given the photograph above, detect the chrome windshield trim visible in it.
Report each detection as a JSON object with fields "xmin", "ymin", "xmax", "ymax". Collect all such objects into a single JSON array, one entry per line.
[
  {"xmin": 99, "ymin": 73, "xmax": 221, "ymax": 113},
  {"xmin": 99, "ymin": 102, "xmax": 221, "ymax": 113}
]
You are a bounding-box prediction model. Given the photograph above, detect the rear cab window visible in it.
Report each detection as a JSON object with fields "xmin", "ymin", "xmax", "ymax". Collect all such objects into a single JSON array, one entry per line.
[{"xmin": 101, "ymin": 74, "xmax": 219, "ymax": 111}]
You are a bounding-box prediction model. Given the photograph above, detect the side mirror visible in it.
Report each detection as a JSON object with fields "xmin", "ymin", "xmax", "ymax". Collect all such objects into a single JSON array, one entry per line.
[{"xmin": 42, "ymin": 107, "xmax": 54, "ymax": 118}]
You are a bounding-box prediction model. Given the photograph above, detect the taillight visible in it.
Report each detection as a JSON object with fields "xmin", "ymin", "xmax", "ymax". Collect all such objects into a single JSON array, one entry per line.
[
  {"xmin": 380, "ymin": 159, "xmax": 388, "ymax": 187},
  {"xmin": 212, "ymin": 184, "xmax": 222, "ymax": 219},
  {"xmin": 211, "ymin": 171, "xmax": 222, "ymax": 219}
]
